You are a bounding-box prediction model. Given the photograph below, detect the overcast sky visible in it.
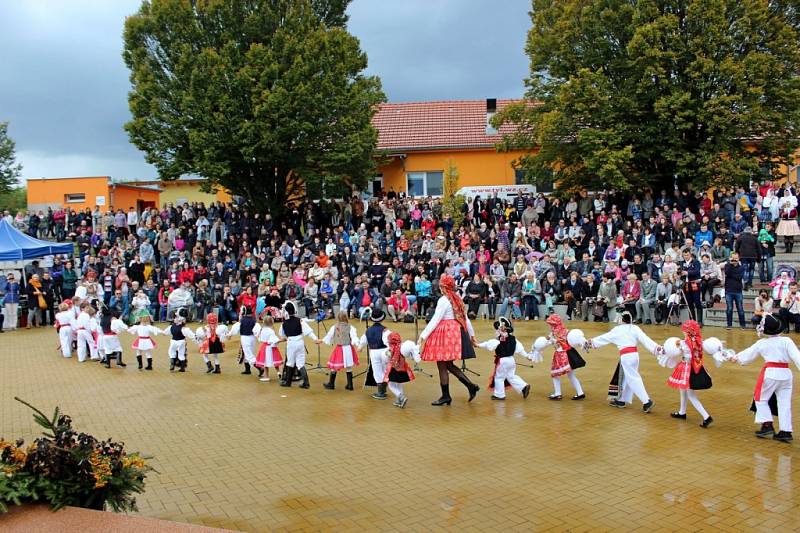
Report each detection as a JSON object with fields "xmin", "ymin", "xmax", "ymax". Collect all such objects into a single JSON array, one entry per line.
[{"xmin": 0, "ymin": 0, "xmax": 531, "ymax": 181}]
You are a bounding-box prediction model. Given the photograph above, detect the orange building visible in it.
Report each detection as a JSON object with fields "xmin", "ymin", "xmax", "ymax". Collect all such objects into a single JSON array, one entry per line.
[
  {"xmin": 27, "ymin": 176, "xmax": 161, "ymax": 212},
  {"xmin": 370, "ymin": 99, "xmax": 539, "ymax": 197}
]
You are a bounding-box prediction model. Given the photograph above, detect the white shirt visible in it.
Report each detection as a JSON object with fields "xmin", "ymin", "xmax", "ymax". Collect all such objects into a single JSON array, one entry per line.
[
  {"xmin": 127, "ymin": 211, "xmax": 139, "ymax": 225},
  {"xmin": 109, "ymin": 318, "xmax": 129, "ymax": 335},
  {"xmin": 322, "ymin": 324, "xmax": 359, "ymax": 346},
  {"xmin": 590, "ymin": 324, "xmax": 660, "ymax": 354},
  {"xmin": 128, "ymin": 324, "xmax": 161, "ymax": 338},
  {"xmin": 55, "ymin": 310, "xmax": 73, "ymax": 329},
  {"xmin": 161, "ymin": 324, "xmax": 195, "ymax": 342},
  {"xmin": 228, "ymin": 321, "xmax": 262, "ymax": 338},
  {"xmin": 357, "ymin": 327, "xmax": 392, "ymax": 352},
  {"xmin": 258, "ymin": 327, "xmax": 280, "ymax": 345},
  {"xmin": 420, "ymin": 296, "xmax": 475, "ymax": 340},
  {"xmin": 735, "ymin": 336, "xmax": 800, "ymax": 380},
  {"xmin": 279, "ymin": 319, "xmax": 318, "ymax": 342},
  {"xmin": 477, "ymin": 338, "xmax": 530, "ymax": 358}
]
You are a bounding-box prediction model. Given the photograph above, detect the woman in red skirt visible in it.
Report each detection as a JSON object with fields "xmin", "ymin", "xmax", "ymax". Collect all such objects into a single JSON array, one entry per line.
[
  {"xmin": 666, "ymin": 320, "xmax": 713, "ymax": 427},
  {"xmin": 418, "ymin": 274, "xmax": 480, "ymax": 405},
  {"xmin": 544, "ymin": 314, "xmax": 585, "ymax": 400}
]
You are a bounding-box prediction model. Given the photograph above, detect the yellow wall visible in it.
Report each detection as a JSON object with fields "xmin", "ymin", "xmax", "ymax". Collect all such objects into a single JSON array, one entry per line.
[
  {"xmin": 27, "ymin": 177, "xmax": 111, "ymax": 211},
  {"xmin": 378, "ymin": 149, "xmax": 529, "ymax": 195},
  {"xmin": 156, "ymin": 181, "xmax": 230, "ymax": 207}
]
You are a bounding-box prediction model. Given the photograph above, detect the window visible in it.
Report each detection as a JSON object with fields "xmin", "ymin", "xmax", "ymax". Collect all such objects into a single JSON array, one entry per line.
[
  {"xmin": 65, "ymin": 193, "xmax": 85, "ymax": 203},
  {"xmin": 406, "ymin": 171, "xmax": 443, "ymax": 197}
]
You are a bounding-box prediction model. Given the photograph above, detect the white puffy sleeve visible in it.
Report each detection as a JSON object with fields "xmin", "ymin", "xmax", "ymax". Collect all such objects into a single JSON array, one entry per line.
[
  {"xmin": 301, "ymin": 319, "xmax": 319, "ymax": 341},
  {"xmin": 420, "ymin": 297, "xmax": 448, "ymax": 340},
  {"xmin": 633, "ymin": 325, "xmax": 660, "ymax": 354},
  {"xmin": 734, "ymin": 340, "xmax": 762, "ymax": 365},
  {"xmin": 477, "ymin": 339, "xmax": 500, "ymax": 351},
  {"xmin": 322, "ymin": 325, "xmax": 336, "ymax": 345},
  {"xmin": 228, "ymin": 322, "xmax": 241, "ymax": 337}
]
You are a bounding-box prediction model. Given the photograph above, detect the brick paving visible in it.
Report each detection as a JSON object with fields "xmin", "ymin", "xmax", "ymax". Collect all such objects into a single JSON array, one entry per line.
[{"xmin": 1, "ymin": 321, "xmax": 798, "ymax": 532}]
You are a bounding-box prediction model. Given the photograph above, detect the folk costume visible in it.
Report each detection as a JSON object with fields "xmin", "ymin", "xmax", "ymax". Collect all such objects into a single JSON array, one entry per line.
[
  {"xmin": 357, "ymin": 309, "xmax": 392, "ymax": 400},
  {"xmin": 100, "ymin": 310, "xmax": 129, "ymax": 369},
  {"xmin": 322, "ymin": 317, "xmax": 360, "ymax": 391},
  {"xmin": 588, "ymin": 311, "xmax": 660, "ymax": 412},
  {"xmin": 54, "ymin": 304, "xmax": 74, "ymax": 358},
  {"xmin": 278, "ymin": 302, "xmax": 318, "ymax": 389},
  {"xmin": 383, "ymin": 333, "xmax": 418, "ymax": 408},
  {"xmin": 162, "ymin": 312, "xmax": 196, "ymax": 372},
  {"xmin": 476, "ymin": 317, "xmax": 532, "ymax": 401},
  {"xmin": 732, "ymin": 314, "xmax": 800, "ymax": 442},
  {"xmin": 228, "ymin": 307, "xmax": 261, "ymax": 376},
  {"xmin": 544, "ymin": 314, "xmax": 586, "ymax": 401},
  {"xmin": 128, "ymin": 316, "xmax": 162, "ymax": 370},
  {"xmin": 664, "ymin": 320, "xmax": 713, "ymax": 427},
  {"xmin": 73, "ymin": 307, "xmax": 98, "ymax": 362},
  {"xmin": 196, "ymin": 313, "xmax": 228, "ymax": 374},
  {"xmin": 419, "ymin": 274, "xmax": 480, "ymax": 406},
  {"xmin": 255, "ymin": 322, "xmax": 283, "ymax": 382}
]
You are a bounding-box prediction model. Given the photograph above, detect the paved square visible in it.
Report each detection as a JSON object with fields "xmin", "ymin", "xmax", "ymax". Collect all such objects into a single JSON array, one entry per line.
[{"xmin": 1, "ymin": 321, "xmax": 797, "ymax": 532}]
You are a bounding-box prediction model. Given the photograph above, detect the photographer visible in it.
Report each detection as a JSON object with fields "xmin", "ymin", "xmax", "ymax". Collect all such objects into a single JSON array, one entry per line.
[
  {"xmin": 778, "ymin": 280, "xmax": 800, "ymax": 333},
  {"xmin": 723, "ymin": 252, "xmax": 746, "ymax": 329}
]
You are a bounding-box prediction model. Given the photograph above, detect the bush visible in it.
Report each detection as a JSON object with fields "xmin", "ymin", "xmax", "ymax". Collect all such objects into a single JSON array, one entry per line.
[{"xmin": 0, "ymin": 398, "xmax": 153, "ymax": 513}]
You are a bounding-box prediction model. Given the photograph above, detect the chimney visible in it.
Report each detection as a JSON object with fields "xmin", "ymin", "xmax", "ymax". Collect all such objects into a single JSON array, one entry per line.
[{"xmin": 485, "ymin": 98, "xmax": 498, "ymax": 134}]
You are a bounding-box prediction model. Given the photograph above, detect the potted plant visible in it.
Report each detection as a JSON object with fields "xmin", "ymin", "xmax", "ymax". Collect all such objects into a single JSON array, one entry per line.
[{"xmin": 1, "ymin": 397, "xmax": 153, "ymax": 513}]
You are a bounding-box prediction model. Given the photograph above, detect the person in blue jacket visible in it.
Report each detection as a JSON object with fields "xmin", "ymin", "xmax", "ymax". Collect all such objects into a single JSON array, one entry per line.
[{"xmin": 0, "ymin": 272, "xmax": 21, "ymax": 331}]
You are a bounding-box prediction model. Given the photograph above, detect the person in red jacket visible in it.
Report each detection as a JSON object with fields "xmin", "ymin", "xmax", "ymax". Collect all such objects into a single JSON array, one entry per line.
[
  {"xmin": 178, "ymin": 262, "xmax": 196, "ymax": 285},
  {"xmin": 386, "ymin": 289, "xmax": 410, "ymax": 322},
  {"xmin": 237, "ymin": 285, "xmax": 257, "ymax": 313}
]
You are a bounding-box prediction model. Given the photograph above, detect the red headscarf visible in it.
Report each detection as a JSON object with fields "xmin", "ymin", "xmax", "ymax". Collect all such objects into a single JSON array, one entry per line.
[
  {"xmin": 681, "ymin": 320, "xmax": 704, "ymax": 373},
  {"xmin": 439, "ymin": 274, "xmax": 467, "ymax": 331},
  {"xmin": 546, "ymin": 314, "xmax": 568, "ymax": 345},
  {"xmin": 388, "ymin": 331, "xmax": 405, "ymax": 371},
  {"xmin": 207, "ymin": 313, "xmax": 219, "ymax": 342}
]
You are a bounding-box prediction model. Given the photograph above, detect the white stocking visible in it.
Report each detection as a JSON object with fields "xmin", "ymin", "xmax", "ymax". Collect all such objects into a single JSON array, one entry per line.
[
  {"xmin": 552, "ymin": 377, "xmax": 562, "ymax": 396},
  {"xmin": 678, "ymin": 389, "xmax": 688, "ymax": 415},
  {"xmin": 686, "ymin": 389, "xmax": 709, "ymax": 419},
  {"xmin": 567, "ymin": 371, "xmax": 584, "ymax": 396}
]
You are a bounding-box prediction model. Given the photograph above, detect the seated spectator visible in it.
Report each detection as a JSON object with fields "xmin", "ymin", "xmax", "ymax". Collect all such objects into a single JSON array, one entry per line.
[
  {"xmin": 752, "ymin": 289, "xmax": 773, "ymax": 325},
  {"xmin": 778, "ymin": 281, "xmax": 800, "ymax": 333}
]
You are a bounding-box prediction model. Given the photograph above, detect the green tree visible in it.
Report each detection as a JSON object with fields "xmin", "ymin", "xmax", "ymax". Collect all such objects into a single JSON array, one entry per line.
[
  {"xmin": 495, "ymin": 0, "xmax": 800, "ymax": 193},
  {"xmin": 123, "ymin": 0, "xmax": 385, "ymax": 217},
  {"xmin": 441, "ymin": 159, "xmax": 465, "ymax": 229},
  {"xmin": 0, "ymin": 121, "xmax": 22, "ymax": 195},
  {"xmin": 0, "ymin": 187, "xmax": 26, "ymax": 213}
]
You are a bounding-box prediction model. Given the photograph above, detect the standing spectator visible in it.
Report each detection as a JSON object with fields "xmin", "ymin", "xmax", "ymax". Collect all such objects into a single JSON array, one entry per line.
[
  {"xmin": 757, "ymin": 223, "xmax": 777, "ymax": 283},
  {"xmin": 723, "ymin": 252, "xmax": 746, "ymax": 330},
  {"xmin": 734, "ymin": 226, "xmax": 760, "ymax": 289},
  {"xmin": 127, "ymin": 207, "xmax": 139, "ymax": 235},
  {"xmin": 25, "ymin": 274, "xmax": 46, "ymax": 328},
  {"xmin": 635, "ymin": 271, "xmax": 657, "ymax": 325}
]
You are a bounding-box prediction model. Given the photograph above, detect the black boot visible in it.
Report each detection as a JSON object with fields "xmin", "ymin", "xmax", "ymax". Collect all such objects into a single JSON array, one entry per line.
[
  {"xmin": 179, "ymin": 360, "xmax": 186, "ymax": 372},
  {"xmin": 299, "ymin": 367, "xmax": 310, "ymax": 388},
  {"xmin": 213, "ymin": 364, "xmax": 221, "ymax": 374},
  {"xmin": 206, "ymin": 360, "xmax": 214, "ymax": 374},
  {"xmin": 169, "ymin": 358, "xmax": 176, "ymax": 371},
  {"xmin": 456, "ymin": 374, "xmax": 480, "ymax": 402},
  {"xmin": 371, "ymin": 382, "xmax": 387, "ymax": 399},
  {"xmin": 116, "ymin": 352, "xmax": 126, "ymax": 367},
  {"xmin": 145, "ymin": 358, "xmax": 153, "ymax": 371},
  {"xmin": 103, "ymin": 355, "xmax": 111, "ymax": 369},
  {"xmin": 137, "ymin": 355, "xmax": 143, "ymax": 370},
  {"xmin": 257, "ymin": 366, "xmax": 264, "ymax": 378},
  {"xmin": 345, "ymin": 371, "xmax": 354, "ymax": 391},
  {"xmin": 324, "ymin": 371, "xmax": 337, "ymax": 390},
  {"xmin": 280, "ymin": 366, "xmax": 294, "ymax": 387},
  {"xmin": 241, "ymin": 362, "xmax": 252, "ymax": 375},
  {"xmin": 431, "ymin": 384, "xmax": 452, "ymax": 406}
]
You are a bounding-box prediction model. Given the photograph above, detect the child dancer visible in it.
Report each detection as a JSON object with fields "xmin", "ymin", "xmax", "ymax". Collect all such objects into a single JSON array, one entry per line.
[
  {"xmin": 357, "ymin": 309, "xmax": 392, "ymax": 400},
  {"xmin": 730, "ymin": 314, "xmax": 800, "ymax": 442},
  {"xmin": 278, "ymin": 302, "xmax": 318, "ymax": 389},
  {"xmin": 543, "ymin": 314, "xmax": 586, "ymax": 401},
  {"xmin": 73, "ymin": 302, "xmax": 99, "ymax": 362},
  {"xmin": 54, "ymin": 302, "xmax": 74, "ymax": 358},
  {"xmin": 665, "ymin": 320, "xmax": 714, "ymax": 427},
  {"xmin": 321, "ymin": 311, "xmax": 360, "ymax": 391},
  {"xmin": 477, "ymin": 317, "xmax": 533, "ymax": 401},
  {"xmin": 228, "ymin": 306, "xmax": 261, "ymax": 376},
  {"xmin": 255, "ymin": 314, "xmax": 283, "ymax": 382},
  {"xmin": 128, "ymin": 314, "xmax": 162, "ymax": 370},
  {"xmin": 100, "ymin": 309, "xmax": 129, "ymax": 368},
  {"xmin": 196, "ymin": 312, "xmax": 228, "ymax": 374},
  {"xmin": 383, "ymin": 333, "xmax": 417, "ymax": 408},
  {"xmin": 163, "ymin": 311, "xmax": 196, "ymax": 372}
]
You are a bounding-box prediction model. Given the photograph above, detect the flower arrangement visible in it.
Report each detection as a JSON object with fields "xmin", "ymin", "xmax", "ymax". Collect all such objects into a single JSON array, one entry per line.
[{"xmin": 0, "ymin": 397, "xmax": 153, "ymax": 513}]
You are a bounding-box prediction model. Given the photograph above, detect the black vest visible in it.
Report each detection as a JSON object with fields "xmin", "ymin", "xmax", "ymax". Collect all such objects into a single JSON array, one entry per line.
[
  {"xmin": 366, "ymin": 324, "xmax": 386, "ymax": 349},
  {"xmin": 170, "ymin": 324, "xmax": 185, "ymax": 341},
  {"xmin": 283, "ymin": 316, "xmax": 302, "ymax": 337},
  {"xmin": 240, "ymin": 316, "xmax": 256, "ymax": 336},
  {"xmin": 101, "ymin": 314, "xmax": 113, "ymax": 335},
  {"xmin": 495, "ymin": 335, "xmax": 516, "ymax": 358}
]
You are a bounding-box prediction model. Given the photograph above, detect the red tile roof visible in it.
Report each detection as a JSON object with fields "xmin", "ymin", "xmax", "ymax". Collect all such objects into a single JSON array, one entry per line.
[{"xmin": 372, "ymin": 99, "xmax": 521, "ymax": 152}]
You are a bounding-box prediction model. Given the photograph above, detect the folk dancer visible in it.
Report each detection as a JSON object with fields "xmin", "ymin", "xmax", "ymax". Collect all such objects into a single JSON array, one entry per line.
[
  {"xmin": 418, "ymin": 274, "xmax": 480, "ymax": 406},
  {"xmin": 255, "ymin": 314, "xmax": 283, "ymax": 382},
  {"xmin": 163, "ymin": 310, "xmax": 196, "ymax": 372},
  {"xmin": 357, "ymin": 308, "xmax": 392, "ymax": 400},
  {"xmin": 128, "ymin": 314, "xmax": 162, "ymax": 370},
  {"xmin": 476, "ymin": 317, "xmax": 533, "ymax": 401},
  {"xmin": 541, "ymin": 314, "xmax": 586, "ymax": 400},
  {"xmin": 54, "ymin": 302, "xmax": 74, "ymax": 358},
  {"xmin": 382, "ymin": 333, "xmax": 418, "ymax": 408},
  {"xmin": 664, "ymin": 320, "xmax": 714, "ymax": 427},
  {"xmin": 72, "ymin": 302, "xmax": 99, "ymax": 362},
  {"xmin": 322, "ymin": 310, "xmax": 360, "ymax": 391},
  {"xmin": 730, "ymin": 314, "xmax": 800, "ymax": 443},
  {"xmin": 587, "ymin": 310, "xmax": 661, "ymax": 412},
  {"xmin": 278, "ymin": 302, "xmax": 318, "ymax": 388},
  {"xmin": 196, "ymin": 313, "xmax": 228, "ymax": 374},
  {"xmin": 100, "ymin": 308, "xmax": 129, "ymax": 368},
  {"xmin": 228, "ymin": 306, "xmax": 261, "ymax": 376}
]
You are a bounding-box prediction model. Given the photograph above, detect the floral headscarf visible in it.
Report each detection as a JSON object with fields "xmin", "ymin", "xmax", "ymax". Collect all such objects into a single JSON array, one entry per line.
[
  {"xmin": 207, "ymin": 313, "xmax": 219, "ymax": 342},
  {"xmin": 388, "ymin": 332, "xmax": 405, "ymax": 371},
  {"xmin": 439, "ymin": 274, "xmax": 467, "ymax": 331},
  {"xmin": 546, "ymin": 314, "xmax": 568, "ymax": 344},
  {"xmin": 681, "ymin": 320, "xmax": 703, "ymax": 373}
]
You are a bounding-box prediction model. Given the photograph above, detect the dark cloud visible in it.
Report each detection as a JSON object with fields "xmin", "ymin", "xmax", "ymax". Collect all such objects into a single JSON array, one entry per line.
[{"xmin": 0, "ymin": 0, "xmax": 530, "ymax": 180}]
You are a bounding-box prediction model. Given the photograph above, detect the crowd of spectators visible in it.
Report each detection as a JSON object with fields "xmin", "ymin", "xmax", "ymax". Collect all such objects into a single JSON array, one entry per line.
[{"xmin": 1, "ymin": 180, "xmax": 800, "ymax": 335}]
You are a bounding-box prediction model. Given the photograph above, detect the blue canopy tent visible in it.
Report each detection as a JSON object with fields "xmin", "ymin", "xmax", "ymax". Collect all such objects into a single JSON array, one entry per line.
[{"xmin": 0, "ymin": 219, "xmax": 74, "ymax": 261}]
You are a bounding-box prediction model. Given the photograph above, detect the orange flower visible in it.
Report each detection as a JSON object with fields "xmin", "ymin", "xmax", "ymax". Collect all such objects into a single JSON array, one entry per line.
[{"xmin": 89, "ymin": 450, "xmax": 113, "ymax": 489}]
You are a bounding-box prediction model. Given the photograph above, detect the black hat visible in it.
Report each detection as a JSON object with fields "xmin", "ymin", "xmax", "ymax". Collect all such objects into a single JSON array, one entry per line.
[
  {"xmin": 177, "ymin": 307, "xmax": 189, "ymax": 319},
  {"xmin": 241, "ymin": 305, "xmax": 252, "ymax": 316},
  {"xmin": 761, "ymin": 314, "xmax": 785, "ymax": 336},
  {"xmin": 370, "ymin": 308, "xmax": 385, "ymax": 323},
  {"xmin": 493, "ymin": 316, "xmax": 513, "ymax": 333},
  {"xmin": 283, "ymin": 301, "xmax": 296, "ymax": 316}
]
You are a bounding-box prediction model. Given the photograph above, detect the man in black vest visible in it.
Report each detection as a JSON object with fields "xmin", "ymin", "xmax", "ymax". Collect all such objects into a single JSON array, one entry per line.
[{"xmin": 356, "ymin": 309, "xmax": 391, "ymax": 400}]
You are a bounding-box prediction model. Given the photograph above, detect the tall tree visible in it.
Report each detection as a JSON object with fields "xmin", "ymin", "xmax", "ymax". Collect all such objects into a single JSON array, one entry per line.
[
  {"xmin": 495, "ymin": 0, "xmax": 800, "ymax": 193},
  {"xmin": 123, "ymin": 0, "xmax": 384, "ymax": 216},
  {"xmin": 0, "ymin": 121, "xmax": 22, "ymax": 195}
]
